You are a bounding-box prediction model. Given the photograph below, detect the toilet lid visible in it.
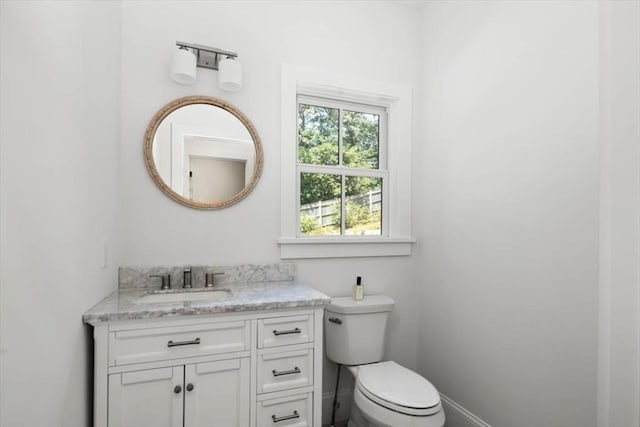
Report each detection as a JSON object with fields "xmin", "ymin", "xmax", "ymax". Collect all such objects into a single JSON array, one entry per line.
[{"xmin": 356, "ymin": 361, "xmax": 441, "ymax": 416}]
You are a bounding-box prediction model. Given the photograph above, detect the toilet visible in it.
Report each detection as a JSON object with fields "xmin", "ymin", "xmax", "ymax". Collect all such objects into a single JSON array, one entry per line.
[{"xmin": 325, "ymin": 295, "xmax": 445, "ymax": 427}]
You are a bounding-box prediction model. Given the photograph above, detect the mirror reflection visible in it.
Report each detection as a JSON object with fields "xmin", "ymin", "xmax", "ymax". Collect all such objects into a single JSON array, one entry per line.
[{"xmin": 144, "ymin": 97, "xmax": 262, "ymax": 209}]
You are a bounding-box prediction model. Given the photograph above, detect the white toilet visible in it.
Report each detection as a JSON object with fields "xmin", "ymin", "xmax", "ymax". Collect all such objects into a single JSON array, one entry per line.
[{"xmin": 325, "ymin": 295, "xmax": 445, "ymax": 427}]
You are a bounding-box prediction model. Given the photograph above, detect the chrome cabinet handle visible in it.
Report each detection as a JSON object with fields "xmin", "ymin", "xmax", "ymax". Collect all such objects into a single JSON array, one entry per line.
[
  {"xmin": 328, "ymin": 318, "xmax": 342, "ymax": 325},
  {"xmin": 167, "ymin": 337, "xmax": 201, "ymax": 347},
  {"xmin": 272, "ymin": 366, "xmax": 301, "ymax": 377},
  {"xmin": 273, "ymin": 327, "xmax": 301, "ymax": 336},
  {"xmin": 272, "ymin": 410, "xmax": 299, "ymax": 423}
]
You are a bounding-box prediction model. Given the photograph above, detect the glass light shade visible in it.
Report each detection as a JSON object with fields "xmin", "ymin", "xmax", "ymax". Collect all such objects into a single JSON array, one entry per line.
[
  {"xmin": 171, "ymin": 48, "xmax": 196, "ymax": 85},
  {"xmin": 218, "ymin": 57, "xmax": 242, "ymax": 92}
]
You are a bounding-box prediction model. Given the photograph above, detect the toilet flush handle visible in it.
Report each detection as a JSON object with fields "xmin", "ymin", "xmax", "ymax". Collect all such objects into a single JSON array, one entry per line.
[{"xmin": 328, "ymin": 318, "xmax": 342, "ymax": 325}]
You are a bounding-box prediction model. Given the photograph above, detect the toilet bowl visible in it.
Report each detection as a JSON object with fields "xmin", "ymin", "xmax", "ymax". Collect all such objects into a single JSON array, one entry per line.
[
  {"xmin": 346, "ymin": 362, "xmax": 445, "ymax": 427},
  {"xmin": 324, "ymin": 296, "xmax": 445, "ymax": 427}
]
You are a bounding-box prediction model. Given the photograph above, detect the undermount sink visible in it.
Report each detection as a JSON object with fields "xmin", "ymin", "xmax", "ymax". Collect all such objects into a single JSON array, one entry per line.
[{"xmin": 138, "ymin": 289, "xmax": 232, "ymax": 304}]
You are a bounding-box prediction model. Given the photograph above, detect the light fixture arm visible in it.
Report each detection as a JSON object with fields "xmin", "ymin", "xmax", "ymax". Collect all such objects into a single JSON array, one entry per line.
[{"xmin": 176, "ymin": 41, "xmax": 238, "ymax": 71}]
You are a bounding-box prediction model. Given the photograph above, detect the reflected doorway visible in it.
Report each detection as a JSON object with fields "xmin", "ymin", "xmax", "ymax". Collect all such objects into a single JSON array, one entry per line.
[{"xmin": 187, "ymin": 156, "xmax": 246, "ymax": 201}]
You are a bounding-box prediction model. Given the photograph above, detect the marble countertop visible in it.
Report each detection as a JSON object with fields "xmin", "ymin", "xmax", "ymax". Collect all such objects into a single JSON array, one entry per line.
[{"xmin": 82, "ymin": 282, "xmax": 331, "ymax": 325}]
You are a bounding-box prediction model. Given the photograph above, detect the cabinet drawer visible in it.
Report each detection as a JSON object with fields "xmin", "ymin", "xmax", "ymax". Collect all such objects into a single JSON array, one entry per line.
[
  {"xmin": 257, "ymin": 348, "xmax": 313, "ymax": 394},
  {"xmin": 258, "ymin": 315, "xmax": 313, "ymax": 348},
  {"xmin": 109, "ymin": 320, "xmax": 250, "ymax": 366},
  {"xmin": 257, "ymin": 392, "xmax": 312, "ymax": 427}
]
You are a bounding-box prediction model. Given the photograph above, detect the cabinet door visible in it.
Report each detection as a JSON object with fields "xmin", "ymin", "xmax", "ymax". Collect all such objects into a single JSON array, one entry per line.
[
  {"xmin": 108, "ymin": 366, "xmax": 184, "ymax": 427},
  {"xmin": 184, "ymin": 358, "xmax": 250, "ymax": 427}
]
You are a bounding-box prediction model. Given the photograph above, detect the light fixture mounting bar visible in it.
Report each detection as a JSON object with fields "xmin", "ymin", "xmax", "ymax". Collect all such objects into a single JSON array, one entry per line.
[{"xmin": 176, "ymin": 41, "xmax": 238, "ymax": 71}]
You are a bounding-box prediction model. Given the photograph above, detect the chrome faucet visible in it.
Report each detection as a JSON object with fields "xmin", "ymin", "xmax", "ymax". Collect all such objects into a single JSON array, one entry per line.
[{"xmin": 149, "ymin": 274, "xmax": 171, "ymax": 290}]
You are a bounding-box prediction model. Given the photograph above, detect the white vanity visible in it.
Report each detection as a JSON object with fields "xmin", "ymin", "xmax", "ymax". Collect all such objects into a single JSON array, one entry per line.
[{"xmin": 83, "ymin": 277, "xmax": 330, "ymax": 427}]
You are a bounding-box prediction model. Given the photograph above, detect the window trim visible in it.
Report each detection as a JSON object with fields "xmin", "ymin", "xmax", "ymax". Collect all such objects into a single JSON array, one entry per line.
[{"xmin": 280, "ymin": 64, "xmax": 415, "ymax": 259}]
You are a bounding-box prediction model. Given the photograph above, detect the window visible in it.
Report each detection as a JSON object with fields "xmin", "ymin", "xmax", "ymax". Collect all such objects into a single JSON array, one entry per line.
[
  {"xmin": 297, "ymin": 96, "xmax": 387, "ymax": 237},
  {"xmin": 280, "ymin": 64, "xmax": 414, "ymax": 258}
]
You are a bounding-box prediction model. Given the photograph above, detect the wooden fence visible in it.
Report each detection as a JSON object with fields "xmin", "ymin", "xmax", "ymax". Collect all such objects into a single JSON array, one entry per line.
[{"xmin": 300, "ymin": 189, "xmax": 381, "ymax": 227}]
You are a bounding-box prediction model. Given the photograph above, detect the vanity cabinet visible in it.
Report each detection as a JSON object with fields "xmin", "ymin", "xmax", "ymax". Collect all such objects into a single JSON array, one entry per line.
[
  {"xmin": 108, "ymin": 365, "xmax": 184, "ymax": 427},
  {"xmin": 183, "ymin": 359, "xmax": 251, "ymax": 426},
  {"xmin": 108, "ymin": 358, "xmax": 250, "ymax": 427},
  {"xmin": 90, "ymin": 308, "xmax": 324, "ymax": 427}
]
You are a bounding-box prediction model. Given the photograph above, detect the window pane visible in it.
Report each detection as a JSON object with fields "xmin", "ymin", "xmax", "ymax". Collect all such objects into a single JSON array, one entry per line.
[
  {"xmin": 342, "ymin": 111, "xmax": 380, "ymax": 169},
  {"xmin": 345, "ymin": 176, "xmax": 382, "ymax": 236},
  {"xmin": 298, "ymin": 104, "xmax": 339, "ymax": 166},
  {"xmin": 300, "ymin": 173, "xmax": 342, "ymax": 235}
]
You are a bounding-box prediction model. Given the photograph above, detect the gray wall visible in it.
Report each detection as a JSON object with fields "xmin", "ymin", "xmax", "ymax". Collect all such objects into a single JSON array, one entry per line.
[
  {"xmin": 597, "ymin": 2, "xmax": 640, "ymax": 426},
  {"xmin": 117, "ymin": 0, "xmax": 422, "ymax": 414},
  {"xmin": 0, "ymin": 2, "xmax": 121, "ymax": 426},
  {"xmin": 416, "ymin": 2, "xmax": 600, "ymax": 426},
  {"xmin": 1, "ymin": 2, "xmax": 638, "ymax": 427}
]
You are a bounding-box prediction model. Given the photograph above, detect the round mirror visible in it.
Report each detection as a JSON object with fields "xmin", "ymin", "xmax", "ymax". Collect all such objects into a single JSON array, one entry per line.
[{"xmin": 144, "ymin": 96, "xmax": 263, "ymax": 209}]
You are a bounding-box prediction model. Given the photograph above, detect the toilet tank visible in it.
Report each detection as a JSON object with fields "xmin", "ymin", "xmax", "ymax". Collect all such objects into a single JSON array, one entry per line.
[{"xmin": 324, "ymin": 295, "xmax": 394, "ymax": 365}]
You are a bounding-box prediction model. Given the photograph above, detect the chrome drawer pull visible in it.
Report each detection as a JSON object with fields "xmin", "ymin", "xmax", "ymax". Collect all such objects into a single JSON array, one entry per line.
[
  {"xmin": 167, "ymin": 337, "xmax": 201, "ymax": 347},
  {"xmin": 273, "ymin": 327, "xmax": 301, "ymax": 336},
  {"xmin": 272, "ymin": 366, "xmax": 301, "ymax": 377},
  {"xmin": 272, "ymin": 410, "xmax": 299, "ymax": 423}
]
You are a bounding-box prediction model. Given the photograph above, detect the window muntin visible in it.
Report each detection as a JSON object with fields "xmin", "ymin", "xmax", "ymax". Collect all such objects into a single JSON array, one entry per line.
[{"xmin": 297, "ymin": 96, "xmax": 387, "ymax": 237}]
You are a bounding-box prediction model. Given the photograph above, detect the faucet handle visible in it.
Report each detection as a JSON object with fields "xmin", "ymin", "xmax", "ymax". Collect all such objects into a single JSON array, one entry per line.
[
  {"xmin": 205, "ymin": 272, "xmax": 225, "ymax": 288},
  {"xmin": 183, "ymin": 268, "xmax": 192, "ymax": 289},
  {"xmin": 149, "ymin": 274, "xmax": 171, "ymax": 290}
]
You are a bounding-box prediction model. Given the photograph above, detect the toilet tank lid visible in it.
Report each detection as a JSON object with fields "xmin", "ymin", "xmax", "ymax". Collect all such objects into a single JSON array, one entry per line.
[{"xmin": 326, "ymin": 295, "xmax": 394, "ymax": 314}]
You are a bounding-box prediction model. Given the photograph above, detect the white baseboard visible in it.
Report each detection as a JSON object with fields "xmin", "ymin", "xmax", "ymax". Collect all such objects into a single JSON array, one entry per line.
[
  {"xmin": 320, "ymin": 389, "xmax": 490, "ymax": 427},
  {"xmin": 440, "ymin": 393, "xmax": 492, "ymax": 427},
  {"xmin": 321, "ymin": 388, "xmax": 353, "ymax": 426}
]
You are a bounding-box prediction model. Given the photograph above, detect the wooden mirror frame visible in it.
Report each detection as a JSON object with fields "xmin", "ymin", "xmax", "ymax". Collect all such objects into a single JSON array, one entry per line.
[{"xmin": 144, "ymin": 96, "xmax": 263, "ymax": 209}]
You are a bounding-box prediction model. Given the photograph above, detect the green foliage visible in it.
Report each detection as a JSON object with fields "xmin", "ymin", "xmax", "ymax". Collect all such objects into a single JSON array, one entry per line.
[
  {"xmin": 300, "ymin": 213, "xmax": 318, "ymax": 234},
  {"xmin": 298, "ymin": 103, "xmax": 381, "ymax": 205},
  {"xmin": 298, "ymin": 104, "xmax": 338, "ymax": 166},
  {"xmin": 331, "ymin": 200, "xmax": 376, "ymax": 229},
  {"xmin": 343, "ymin": 111, "xmax": 379, "ymax": 169},
  {"xmin": 300, "ymin": 173, "xmax": 341, "ymax": 206},
  {"xmin": 345, "ymin": 201, "xmax": 371, "ymax": 228},
  {"xmin": 345, "ymin": 176, "xmax": 381, "ymax": 199}
]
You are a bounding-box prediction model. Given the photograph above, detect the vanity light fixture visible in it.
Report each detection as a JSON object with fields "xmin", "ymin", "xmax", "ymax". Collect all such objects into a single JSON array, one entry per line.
[{"xmin": 170, "ymin": 41, "xmax": 243, "ymax": 92}]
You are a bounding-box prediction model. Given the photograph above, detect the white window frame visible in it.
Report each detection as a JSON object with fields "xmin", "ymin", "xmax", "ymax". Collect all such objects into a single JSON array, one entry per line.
[
  {"xmin": 279, "ymin": 64, "xmax": 415, "ymax": 259},
  {"xmin": 297, "ymin": 95, "xmax": 389, "ymax": 237}
]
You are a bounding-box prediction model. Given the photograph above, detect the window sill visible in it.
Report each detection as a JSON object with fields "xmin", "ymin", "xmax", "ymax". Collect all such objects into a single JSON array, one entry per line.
[{"xmin": 278, "ymin": 237, "xmax": 416, "ymax": 259}]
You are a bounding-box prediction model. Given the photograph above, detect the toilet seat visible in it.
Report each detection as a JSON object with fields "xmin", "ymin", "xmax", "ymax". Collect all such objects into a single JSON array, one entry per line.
[{"xmin": 356, "ymin": 361, "xmax": 441, "ymax": 416}]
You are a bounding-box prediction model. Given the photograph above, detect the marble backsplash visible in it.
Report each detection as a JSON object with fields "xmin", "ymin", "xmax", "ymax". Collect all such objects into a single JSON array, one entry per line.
[{"xmin": 119, "ymin": 263, "xmax": 296, "ymax": 290}]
